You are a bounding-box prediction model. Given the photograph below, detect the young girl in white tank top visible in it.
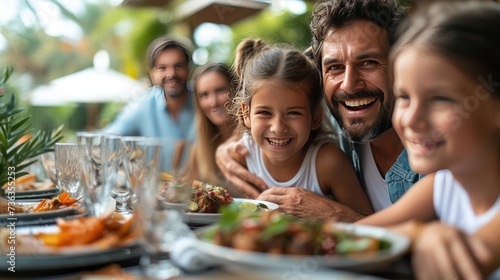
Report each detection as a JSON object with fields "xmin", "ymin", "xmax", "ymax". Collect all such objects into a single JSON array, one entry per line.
[
  {"xmin": 359, "ymin": 2, "xmax": 500, "ymax": 279},
  {"xmin": 230, "ymin": 38, "xmax": 373, "ymax": 217}
]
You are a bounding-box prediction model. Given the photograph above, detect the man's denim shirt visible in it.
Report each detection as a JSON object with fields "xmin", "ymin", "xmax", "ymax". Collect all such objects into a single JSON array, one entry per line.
[{"xmin": 336, "ymin": 128, "xmax": 422, "ymax": 204}]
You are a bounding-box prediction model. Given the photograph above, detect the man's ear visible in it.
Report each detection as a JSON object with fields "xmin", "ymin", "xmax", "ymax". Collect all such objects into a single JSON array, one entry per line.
[
  {"xmin": 312, "ymin": 110, "xmax": 322, "ymax": 130},
  {"xmin": 242, "ymin": 103, "xmax": 251, "ymax": 129}
]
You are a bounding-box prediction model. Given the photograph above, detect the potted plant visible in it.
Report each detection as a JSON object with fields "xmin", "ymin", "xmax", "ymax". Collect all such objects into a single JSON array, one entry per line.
[{"xmin": 0, "ymin": 65, "xmax": 63, "ymax": 187}]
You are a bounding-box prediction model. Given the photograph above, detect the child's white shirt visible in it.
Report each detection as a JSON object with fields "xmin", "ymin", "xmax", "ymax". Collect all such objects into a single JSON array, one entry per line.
[
  {"xmin": 434, "ymin": 169, "xmax": 500, "ymax": 234},
  {"xmin": 242, "ymin": 133, "xmax": 334, "ymax": 196}
]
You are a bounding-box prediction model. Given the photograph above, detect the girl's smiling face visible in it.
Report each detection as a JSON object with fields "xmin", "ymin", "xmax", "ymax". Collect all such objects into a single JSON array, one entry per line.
[
  {"xmin": 392, "ymin": 48, "xmax": 499, "ymax": 175},
  {"xmin": 242, "ymin": 81, "xmax": 321, "ymax": 164}
]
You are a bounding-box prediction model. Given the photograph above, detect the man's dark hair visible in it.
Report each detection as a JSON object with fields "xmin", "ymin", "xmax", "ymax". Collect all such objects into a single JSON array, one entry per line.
[
  {"xmin": 146, "ymin": 37, "xmax": 191, "ymax": 71},
  {"xmin": 310, "ymin": 0, "xmax": 406, "ymax": 69}
]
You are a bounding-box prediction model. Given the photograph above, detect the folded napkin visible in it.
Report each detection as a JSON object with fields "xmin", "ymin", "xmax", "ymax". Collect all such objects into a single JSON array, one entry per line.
[{"xmin": 170, "ymin": 236, "xmax": 220, "ymax": 272}]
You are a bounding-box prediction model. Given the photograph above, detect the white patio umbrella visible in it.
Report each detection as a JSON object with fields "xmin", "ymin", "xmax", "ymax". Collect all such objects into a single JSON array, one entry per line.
[{"xmin": 29, "ymin": 51, "xmax": 147, "ymax": 106}]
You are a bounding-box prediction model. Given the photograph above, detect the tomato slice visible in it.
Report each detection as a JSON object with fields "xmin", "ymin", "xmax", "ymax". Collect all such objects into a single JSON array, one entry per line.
[{"xmin": 57, "ymin": 191, "xmax": 78, "ymax": 205}]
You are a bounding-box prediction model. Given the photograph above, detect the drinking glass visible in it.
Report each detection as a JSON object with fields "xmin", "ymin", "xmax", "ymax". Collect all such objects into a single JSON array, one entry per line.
[
  {"xmin": 111, "ymin": 153, "xmax": 132, "ymax": 216},
  {"xmin": 76, "ymin": 132, "xmax": 104, "ymax": 190},
  {"xmin": 54, "ymin": 143, "xmax": 83, "ymax": 198},
  {"xmin": 40, "ymin": 151, "xmax": 56, "ymax": 184},
  {"xmin": 79, "ymin": 134, "xmax": 121, "ymax": 216},
  {"xmin": 135, "ymin": 138, "xmax": 192, "ymax": 279},
  {"xmin": 117, "ymin": 136, "xmax": 146, "ymax": 213}
]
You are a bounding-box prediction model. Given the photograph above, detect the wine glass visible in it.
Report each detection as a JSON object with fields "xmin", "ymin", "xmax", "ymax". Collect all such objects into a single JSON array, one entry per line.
[
  {"xmin": 76, "ymin": 132, "xmax": 103, "ymax": 190},
  {"xmin": 112, "ymin": 136, "xmax": 145, "ymax": 216},
  {"xmin": 54, "ymin": 143, "xmax": 83, "ymax": 198},
  {"xmin": 135, "ymin": 138, "xmax": 192, "ymax": 279},
  {"xmin": 40, "ymin": 151, "xmax": 57, "ymax": 185},
  {"xmin": 79, "ymin": 133, "xmax": 120, "ymax": 217}
]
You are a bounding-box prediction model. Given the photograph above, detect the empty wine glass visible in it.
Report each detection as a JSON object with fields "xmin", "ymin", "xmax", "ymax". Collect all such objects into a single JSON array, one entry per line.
[
  {"xmin": 135, "ymin": 138, "xmax": 192, "ymax": 279},
  {"xmin": 111, "ymin": 157, "xmax": 132, "ymax": 216},
  {"xmin": 40, "ymin": 151, "xmax": 57, "ymax": 184},
  {"xmin": 111, "ymin": 136, "xmax": 145, "ymax": 216},
  {"xmin": 79, "ymin": 133, "xmax": 120, "ymax": 217},
  {"xmin": 54, "ymin": 143, "xmax": 83, "ymax": 198},
  {"xmin": 76, "ymin": 132, "xmax": 103, "ymax": 190}
]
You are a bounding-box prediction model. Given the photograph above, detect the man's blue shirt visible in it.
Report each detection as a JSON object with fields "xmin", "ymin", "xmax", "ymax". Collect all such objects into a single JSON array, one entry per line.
[{"xmin": 103, "ymin": 85, "xmax": 195, "ymax": 171}]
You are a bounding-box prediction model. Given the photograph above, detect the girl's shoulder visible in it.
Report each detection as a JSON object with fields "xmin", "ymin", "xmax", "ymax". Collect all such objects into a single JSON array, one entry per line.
[
  {"xmin": 310, "ymin": 134, "xmax": 338, "ymax": 149},
  {"xmin": 315, "ymin": 136, "xmax": 343, "ymax": 154},
  {"xmin": 315, "ymin": 138, "xmax": 349, "ymax": 168}
]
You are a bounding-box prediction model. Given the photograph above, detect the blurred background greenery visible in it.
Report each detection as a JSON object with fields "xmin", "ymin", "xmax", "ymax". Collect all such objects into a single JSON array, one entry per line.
[{"xmin": 0, "ymin": 0, "xmax": 409, "ymax": 140}]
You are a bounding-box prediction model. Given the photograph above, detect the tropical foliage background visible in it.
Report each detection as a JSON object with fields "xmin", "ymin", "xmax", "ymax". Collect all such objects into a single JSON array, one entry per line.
[
  {"xmin": 0, "ymin": 0, "xmax": 409, "ymax": 139},
  {"xmin": 0, "ymin": 65, "xmax": 63, "ymax": 186}
]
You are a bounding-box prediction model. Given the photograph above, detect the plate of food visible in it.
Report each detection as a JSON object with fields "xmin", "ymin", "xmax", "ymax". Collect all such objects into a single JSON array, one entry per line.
[
  {"xmin": 0, "ymin": 192, "xmax": 82, "ymax": 225},
  {"xmin": 0, "ymin": 214, "xmax": 140, "ymax": 273},
  {"xmin": 185, "ymin": 198, "xmax": 278, "ymax": 225},
  {"xmin": 2, "ymin": 173, "xmax": 59, "ymax": 199},
  {"xmin": 10, "ymin": 187, "xmax": 60, "ymax": 200},
  {"xmin": 158, "ymin": 180, "xmax": 278, "ymax": 225},
  {"xmin": 194, "ymin": 209, "xmax": 410, "ymax": 272}
]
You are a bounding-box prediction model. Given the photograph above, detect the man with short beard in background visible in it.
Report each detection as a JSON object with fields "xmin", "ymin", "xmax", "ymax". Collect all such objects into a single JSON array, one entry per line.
[{"xmin": 104, "ymin": 37, "xmax": 195, "ymax": 172}]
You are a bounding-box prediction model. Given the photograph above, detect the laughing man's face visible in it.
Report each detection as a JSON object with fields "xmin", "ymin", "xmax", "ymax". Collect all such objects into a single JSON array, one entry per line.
[{"xmin": 321, "ymin": 20, "xmax": 394, "ymax": 143}]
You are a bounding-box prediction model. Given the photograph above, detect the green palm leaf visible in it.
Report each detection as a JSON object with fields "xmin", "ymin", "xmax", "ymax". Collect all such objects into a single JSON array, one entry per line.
[{"xmin": 0, "ymin": 65, "xmax": 64, "ymax": 187}]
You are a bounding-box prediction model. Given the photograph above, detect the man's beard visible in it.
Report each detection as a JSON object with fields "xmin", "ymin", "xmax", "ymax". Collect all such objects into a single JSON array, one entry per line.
[
  {"xmin": 329, "ymin": 89, "xmax": 393, "ymax": 144},
  {"xmin": 166, "ymin": 89, "xmax": 183, "ymax": 98},
  {"xmin": 162, "ymin": 77, "xmax": 184, "ymax": 98}
]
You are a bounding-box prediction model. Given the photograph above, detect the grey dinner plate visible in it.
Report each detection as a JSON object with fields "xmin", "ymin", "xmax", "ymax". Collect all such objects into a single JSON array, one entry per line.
[
  {"xmin": 13, "ymin": 187, "xmax": 60, "ymax": 200},
  {"xmin": 0, "ymin": 199, "xmax": 82, "ymax": 227},
  {"xmin": 0, "ymin": 243, "xmax": 141, "ymax": 276}
]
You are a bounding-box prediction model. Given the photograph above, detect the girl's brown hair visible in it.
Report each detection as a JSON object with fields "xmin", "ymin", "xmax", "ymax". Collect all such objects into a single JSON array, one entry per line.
[
  {"xmin": 390, "ymin": 1, "xmax": 500, "ymax": 97},
  {"xmin": 231, "ymin": 38, "xmax": 326, "ymax": 141}
]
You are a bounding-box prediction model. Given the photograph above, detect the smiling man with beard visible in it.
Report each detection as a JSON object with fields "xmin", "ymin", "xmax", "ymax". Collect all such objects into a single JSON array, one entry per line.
[
  {"xmin": 103, "ymin": 37, "xmax": 195, "ymax": 172},
  {"xmin": 310, "ymin": 1, "xmax": 422, "ymax": 213},
  {"xmin": 216, "ymin": 0, "xmax": 421, "ymax": 222}
]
